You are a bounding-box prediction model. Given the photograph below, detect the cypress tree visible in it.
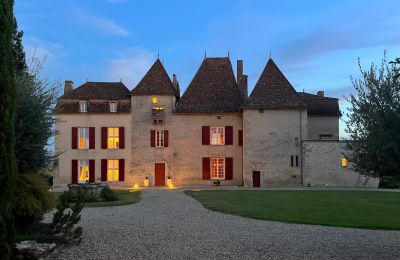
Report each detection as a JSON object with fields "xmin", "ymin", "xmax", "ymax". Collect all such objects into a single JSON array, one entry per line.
[{"xmin": 0, "ymin": 0, "xmax": 18, "ymax": 258}]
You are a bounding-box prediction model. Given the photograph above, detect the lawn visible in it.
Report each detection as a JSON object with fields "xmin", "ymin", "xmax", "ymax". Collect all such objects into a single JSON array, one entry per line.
[
  {"xmin": 185, "ymin": 190, "xmax": 400, "ymax": 230},
  {"xmin": 54, "ymin": 190, "xmax": 141, "ymax": 208}
]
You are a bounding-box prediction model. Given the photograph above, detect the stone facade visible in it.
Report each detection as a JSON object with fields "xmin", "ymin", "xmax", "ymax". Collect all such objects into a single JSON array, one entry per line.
[
  {"xmin": 307, "ymin": 116, "xmax": 339, "ymax": 140},
  {"xmin": 302, "ymin": 141, "xmax": 378, "ymax": 187}
]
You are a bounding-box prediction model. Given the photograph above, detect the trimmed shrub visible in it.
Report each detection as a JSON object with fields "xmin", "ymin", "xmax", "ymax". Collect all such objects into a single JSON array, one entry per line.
[{"xmin": 101, "ymin": 186, "xmax": 118, "ymax": 201}]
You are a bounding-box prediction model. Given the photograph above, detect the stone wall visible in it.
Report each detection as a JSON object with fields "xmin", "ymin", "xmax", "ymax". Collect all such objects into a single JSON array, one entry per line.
[
  {"xmin": 302, "ymin": 140, "xmax": 379, "ymax": 187},
  {"xmin": 307, "ymin": 116, "xmax": 339, "ymax": 140},
  {"xmin": 243, "ymin": 109, "xmax": 308, "ymax": 187}
]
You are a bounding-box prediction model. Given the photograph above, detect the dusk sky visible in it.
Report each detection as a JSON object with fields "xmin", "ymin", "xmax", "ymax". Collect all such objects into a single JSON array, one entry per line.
[{"xmin": 15, "ymin": 0, "xmax": 400, "ymax": 137}]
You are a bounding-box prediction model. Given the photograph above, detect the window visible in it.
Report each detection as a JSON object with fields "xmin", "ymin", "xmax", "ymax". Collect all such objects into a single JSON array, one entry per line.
[
  {"xmin": 152, "ymin": 97, "xmax": 158, "ymax": 104},
  {"xmin": 108, "ymin": 128, "xmax": 119, "ymax": 149},
  {"xmin": 291, "ymin": 155, "xmax": 299, "ymax": 167},
  {"xmin": 79, "ymin": 160, "xmax": 89, "ymax": 183},
  {"xmin": 79, "ymin": 101, "xmax": 87, "ymax": 112},
  {"xmin": 156, "ymin": 130, "xmax": 164, "ymax": 147},
  {"xmin": 210, "ymin": 127, "xmax": 224, "ymax": 145},
  {"xmin": 211, "ymin": 158, "xmax": 225, "ymax": 179},
  {"xmin": 109, "ymin": 101, "xmax": 117, "ymax": 112},
  {"xmin": 342, "ymin": 158, "xmax": 347, "ymax": 167},
  {"xmin": 78, "ymin": 128, "xmax": 89, "ymax": 149},
  {"xmin": 107, "ymin": 160, "xmax": 119, "ymax": 181}
]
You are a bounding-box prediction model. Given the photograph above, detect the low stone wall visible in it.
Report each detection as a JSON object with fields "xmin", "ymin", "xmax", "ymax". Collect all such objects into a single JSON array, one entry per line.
[{"xmin": 302, "ymin": 140, "xmax": 379, "ymax": 188}]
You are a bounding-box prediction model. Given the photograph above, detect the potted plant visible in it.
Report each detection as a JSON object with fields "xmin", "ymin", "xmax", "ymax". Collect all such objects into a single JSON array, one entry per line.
[{"xmin": 143, "ymin": 176, "xmax": 149, "ymax": 187}]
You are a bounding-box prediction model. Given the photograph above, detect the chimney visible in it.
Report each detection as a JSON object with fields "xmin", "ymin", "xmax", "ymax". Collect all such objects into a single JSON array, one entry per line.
[
  {"xmin": 172, "ymin": 74, "xmax": 180, "ymax": 99},
  {"xmin": 317, "ymin": 91, "xmax": 324, "ymax": 97},
  {"xmin": 237, "ymin": 60, "xmax": 243, "ymax": 83},
  {"xmin": 64, "ymin": 80, "xmax": 74, "ymax": 95}
]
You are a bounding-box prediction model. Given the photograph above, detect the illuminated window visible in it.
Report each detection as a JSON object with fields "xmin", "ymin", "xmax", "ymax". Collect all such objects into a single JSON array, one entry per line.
[
  {"xmin": 342, "ymin": 158, "xmax": 347, "ymax": 167},
  {"xmin": 108, "ymin": 128, "xmax": 119, "ymax": 149},
  {"xmin": 79, "ymin": 101, "xmax": 87, "ymax": 112},
  {"xmin": 211, "ymin": 158, "xmax": 225, "ymax": 179},
  {"xmin": 109, "ymin": 101, "xmax": 117, "ymax": 112},
  {"xmin": 107, "ymin": 160, "xmax": 119, "ymax": 181},
  {"xmin": 79, "ymin": 160, "xmax": 89, "ymax": 183},
  {"xmin": 210, "ymin": 127, "xmax": 224, "ymax": 145},
  {"xmin": 152, "ymin": 97, "xmax": 158, "ymax": 104},
  {"xmin": 78, "ymin": 128, "xmax": 89, "ymax": 149},
  {"xmin": 156, "ymin": 130, "xmax": 164, "ymax": 147}
]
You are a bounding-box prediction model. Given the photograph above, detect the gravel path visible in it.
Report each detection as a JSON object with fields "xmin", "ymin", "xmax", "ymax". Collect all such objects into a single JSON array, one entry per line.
[{"xmin": 48, "ymin": 189, "xmax": 400, "ymax": 259}]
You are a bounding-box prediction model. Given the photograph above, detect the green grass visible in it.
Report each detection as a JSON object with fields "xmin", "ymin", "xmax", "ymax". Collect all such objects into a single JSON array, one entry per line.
[
  {"xmin": 185, "ymin": 190, "xmax": 400, "ymax": 230},
  {"xmin": 54, "ymin": 190, "xmax": 141, "ymax": 208}
]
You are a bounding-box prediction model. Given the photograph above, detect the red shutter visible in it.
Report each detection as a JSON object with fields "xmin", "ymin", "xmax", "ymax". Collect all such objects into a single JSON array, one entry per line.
[
  {"xmin": 101, "ymin": 159, "xmax": 107, "ymax": 181},
  {"xmin": 101, "ymin": 127, "xmax": 107, "ymax": 149},
  {"xmin": 238, "ymin": 130, "xmax": 243, "ymax": 146},
  {"xmin": 119, "ymin": 159, "xmax": 125, "ymax": 181},
  {"xmin": 119, "ymin": 127, "xmax": 125, "ymax": 149},
  {"xmin": 225, "ymin": 126, "xmax": 233, "ymax": 145},
  {"xmin": 164, "ymin": 130, "xmax": 169, "ymax": 147},
  {"xmin": 225, "ymin": 157, "xmax": 233, "ymax": 180},
  {"xmin": 71, "ymin": 160, "xmax": 78, "ymax": 184},
  {"xmin": 72, "ymin": 127, "xmax": 78, "ymax": 149},
  {"xmin": 202, "ymin": 157, "xmax": 210, "ymax": 180},
  {"xmin": 150, "ymin": 130, "xmax": 155, "ymax": 147},
  {"xmin": 202, "ymin": 126, "xmax": 210, "ymax": 145},
  {"xmin": 89, "ymin": 159, "xmax": 95, "ymax": 183},
  {"xmin": 89, "ymin": 127, "xmax": 95, "ymax": 149}
]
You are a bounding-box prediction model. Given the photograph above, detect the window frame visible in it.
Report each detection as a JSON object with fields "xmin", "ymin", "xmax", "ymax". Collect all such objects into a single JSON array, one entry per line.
[
  {"xmin": 109, "ymin": 101, "xmax": 118, "ymax": 113},
  {"xmin": 79, "ymin": 101, "xmax": 87, "ymax": 113},
  {"xmin": 107, "ymin": 159, "xmax": 119, "ymax": 181},
  {"xmin": 107, "ymin": 127, "xmax": 120, "ymax": 149},
  {"xmin": 155, "ymin": 130, "xmax": 164, "ymax": 147},
  {"xmin": 78, "ymin": 159, "xmax": 89, "ymax": 183},
  {"xmin": 210, "ymin": 126, "xmax": 225, "ymax": 145},
  {"xmin": 78, "ymin": 127, "xmax": 89, "ymax": 149},
  {"xmin": 211, "ymin": 157, "xmax": 225, "ymax": 180}
]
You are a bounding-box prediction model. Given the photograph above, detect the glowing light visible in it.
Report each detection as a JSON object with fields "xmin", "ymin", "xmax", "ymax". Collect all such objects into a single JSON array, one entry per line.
[
  {"xmin": 133, "ymin": 183, "xmax": 139, "ymax": 189},
  {"xmin": 152, "ymin": 97, "xmax": 158, "ymax": 104},
  {"xmin": 168, "ymin": 183, "xmax": 174, "ymax": 188},
  {"xmin": 342, "ymin": 158, "xmax": 347, "ymax": 167}
]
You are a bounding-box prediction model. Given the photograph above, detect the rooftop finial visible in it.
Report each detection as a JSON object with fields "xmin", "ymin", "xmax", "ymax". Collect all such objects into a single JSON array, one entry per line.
[
  {"xmin": 157, "ymin": 49, "xmax": 160, "ymax": 59},
  {"xmin": 269, "ymin": 50, "xmax": 272, "ymax": 59},
  {"xmin": 228, "ymin": 50, "xmax": 230, "ymax": 58},
  {"xmin": 204, "ymin": 50, "xmax": 206, "ymax": 59}
]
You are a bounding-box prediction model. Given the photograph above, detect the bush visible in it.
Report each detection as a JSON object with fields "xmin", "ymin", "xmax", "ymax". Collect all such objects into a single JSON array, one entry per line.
[
  {"xmin": 379, "ymin": 176, "xmax": 400, "ymax": 189},
  {"xmin": 101, "ymin": 186, "xmax": 118, "ymax": 201},
  {"xmin": 12, "ymin": 174, "xmax": 56, "ymax": 228}
]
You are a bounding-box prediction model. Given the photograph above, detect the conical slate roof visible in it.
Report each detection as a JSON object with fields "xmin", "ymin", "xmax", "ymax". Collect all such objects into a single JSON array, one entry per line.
[
  {"xmin": 131, "ymin": 59, "xmax": 176, "ymax": 95},
  {"xmin": 244, "ymin": 58, "xmax": 306, "ymax": 109},
  {"xmin": 175, "ymin": 57, "xmax": 244, "ymax": 113}
]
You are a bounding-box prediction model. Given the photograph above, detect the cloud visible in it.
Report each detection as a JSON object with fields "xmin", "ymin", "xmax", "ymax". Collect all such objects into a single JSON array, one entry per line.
[
  {"xmin": 23, "ymin": 36, "xmax": 66, "ymax": 64},
  {"xmin": 106, "ymin": 47, "xmax": 155, "ymax": 88},
  {"xmin": 70, "ymin": 9, "xmax": 130, "ymax": 37}
]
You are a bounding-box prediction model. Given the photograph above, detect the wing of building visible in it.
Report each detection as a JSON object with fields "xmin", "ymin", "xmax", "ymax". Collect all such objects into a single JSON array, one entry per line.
[{"xmin": 54, "ymin": 57, "xmax": 378, "ymax": 188}]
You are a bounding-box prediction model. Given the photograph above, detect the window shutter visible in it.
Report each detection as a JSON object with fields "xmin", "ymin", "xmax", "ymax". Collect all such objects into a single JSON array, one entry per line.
[
  {"xmin": 119, "ymin": 159, "xmax": 125, "ymax": 181},
  {"xmin": 202, "ymin": 157, "xmax": 210, "ymax": 180},
  {"xmin": 202, "ymin": 126, "xmax": 210, "ymax": 145},
  {"xmin": 225, "ymin": 126, "xmax": 233, "ymax": 145},
  {"xmin": 71, "ymin": 160, "xmax": 78, "ymax": 184},
  {"xmin": 101, "ymin": 159, "xmax": 107, "ymax": 181},
  {"xmin": 164, "ymin": 130, "xmax": 169, "ymax": 147},
  {"xmin": 150, "ymin": 130, "xmax": 155, "ymax": 147},
  {"xmin": 101, "ymin": 127, "xmax": 107, "ymax": 149},
  {"xmin": 238, "ymin": 130, "xmax": 243, "ymax": 146},
  {"xmin": 71, "ymin": 127, "xmax": 78, "ymax": 149},
  {"xmin": 89, "ymin": 159, "xmax": 95, "ymax": 183},
  {"xmin": 89, "ymin": 127, "xmax": 95, "ymax": 149},
  {"xmin": 225, "ymin": 157, "xmax": 233, "ymax": 180},
  {"xmin": 119, "ymin": 127, "xmax": 125, "ymax": 149}
]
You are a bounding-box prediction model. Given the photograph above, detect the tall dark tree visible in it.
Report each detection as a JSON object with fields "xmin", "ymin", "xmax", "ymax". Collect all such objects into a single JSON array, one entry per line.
[
  {"xmin": 11, "ymin": 17, "xmax": 27, "ymax": 74},
  {"xmin": 0, "ymin": 0, "xmax": 18, "ymax": 258},
  {"xmin": 345, "ymin": 53, "xmax": 400, "ymax": 180}
]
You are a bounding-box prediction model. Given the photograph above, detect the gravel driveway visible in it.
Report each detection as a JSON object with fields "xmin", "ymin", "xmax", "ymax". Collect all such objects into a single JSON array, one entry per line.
[{"xmin": 48, "ymin": 189, "xmax": 400, "ymax": 259}]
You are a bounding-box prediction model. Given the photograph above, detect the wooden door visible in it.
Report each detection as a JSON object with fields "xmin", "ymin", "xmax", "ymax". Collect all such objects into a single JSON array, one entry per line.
[
  {"xmin": 155, "ymin": 163, "xmax": 165, "ymax": 186},
  {"xmin": 253, "ymin": 171, "xmax": 260, "ymax": 188}
]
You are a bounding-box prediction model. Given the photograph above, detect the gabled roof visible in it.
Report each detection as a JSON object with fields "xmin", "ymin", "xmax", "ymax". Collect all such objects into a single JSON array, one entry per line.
[
  {"xmin": 131, "ymin": 59, "xmax": 176, "ymax": 96},
  {"xmin": 243, "ymin": 58, "xmax": 307, "ymax": 109},
  {"xmin": 175, "ymin": 57, "xmax": 244, "ymax": 113},
  {"xmin": 297, "ymin": 92, "xmax": 342, "ymax": 116},
  {"xmin": 61, "ymin": 82, "xmax": 130, "ymax": 100}
]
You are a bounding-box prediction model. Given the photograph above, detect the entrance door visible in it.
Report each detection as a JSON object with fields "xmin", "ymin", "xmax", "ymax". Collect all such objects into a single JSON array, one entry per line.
[
  {"xmin": 155, "ymin": 163, "xmax": 165, "ymax": 186},
  {"xmin": 253, "ymin": 171, "xmax": 260, "ymax": 188}
]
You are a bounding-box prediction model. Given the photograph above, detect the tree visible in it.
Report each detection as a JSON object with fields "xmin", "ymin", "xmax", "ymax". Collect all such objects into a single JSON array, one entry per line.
[
  {"xmin": 345, "ymin": 53, "xmax": 400, "ymax": 181},
  {"xmin": 389, "ymin": 58, "xmax": 400, "ymax": 79},
  {"xmin": 0, "ymin": 0, "xmax": 18, "ymax": 258}
]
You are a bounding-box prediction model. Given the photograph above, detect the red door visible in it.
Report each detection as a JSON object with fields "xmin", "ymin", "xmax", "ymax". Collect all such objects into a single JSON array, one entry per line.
[
  {"xmin": 155, "ymin": 163, "xmax": 165, "ymax": 186},
  {"xmin": 253, "ymin": 171, "xmax": 260, "ymax": 188}
]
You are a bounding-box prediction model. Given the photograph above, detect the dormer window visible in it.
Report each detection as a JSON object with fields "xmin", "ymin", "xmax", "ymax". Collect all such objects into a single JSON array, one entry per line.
[
  {"xmin": 152, "ymin": 97, "xmax": 158, "ymax": 104},
  {"xmin": 79, "ymin": 101, "xmax": 87, "ymax": 112},
  {"xmin": 109, "ymin": 101, "xmax": 118, "ymax": 113}
]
